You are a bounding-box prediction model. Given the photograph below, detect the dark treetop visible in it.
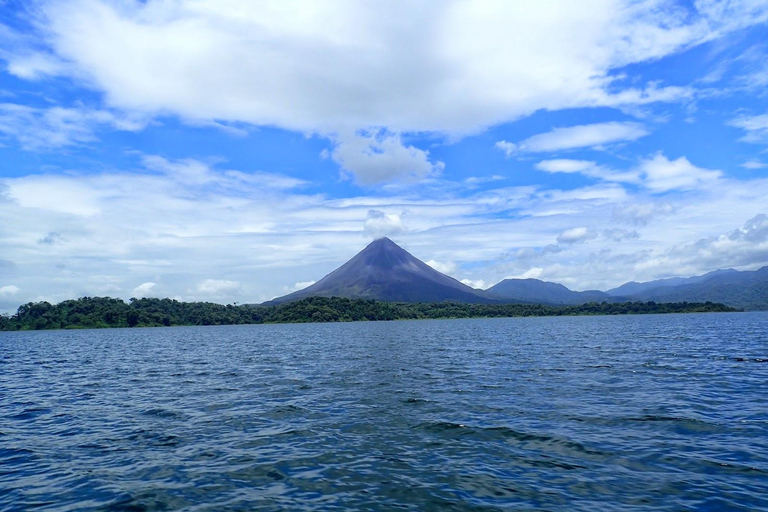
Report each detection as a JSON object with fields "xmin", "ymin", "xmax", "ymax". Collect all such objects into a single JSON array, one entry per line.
[{"xmin": 0, "ymin": 296, "xmax": 736, "ymax": 331}]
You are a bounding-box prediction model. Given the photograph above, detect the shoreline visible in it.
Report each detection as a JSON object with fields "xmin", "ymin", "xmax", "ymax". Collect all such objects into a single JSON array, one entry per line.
[{"xmin": 1, "ymin": 296, "xmax": 740, "ymax": 332}]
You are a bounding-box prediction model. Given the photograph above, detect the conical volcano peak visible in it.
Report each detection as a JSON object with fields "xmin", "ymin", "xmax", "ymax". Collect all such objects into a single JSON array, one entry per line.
[
  {"xmin": 366, "ymin": 237, "xmax": 397, "ymax": 249},
  {"xmin": 266, "ymin": 236, "xmax": 492, "ymax": 304},
  {"xmin": 358, "ymin": 237, "xmax": 417, "ymax": 269}
]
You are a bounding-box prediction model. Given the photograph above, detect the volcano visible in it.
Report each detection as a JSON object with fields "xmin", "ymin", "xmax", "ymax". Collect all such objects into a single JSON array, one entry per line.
[{"xmin": 267, "ymin": 237, "xmax": 491, "ymax": 304}]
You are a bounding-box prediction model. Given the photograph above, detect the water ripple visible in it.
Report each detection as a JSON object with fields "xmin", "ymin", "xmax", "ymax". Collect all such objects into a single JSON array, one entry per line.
[{"xmin": 1, "ymin": 312, "xmax": 768, "ymax": 511}]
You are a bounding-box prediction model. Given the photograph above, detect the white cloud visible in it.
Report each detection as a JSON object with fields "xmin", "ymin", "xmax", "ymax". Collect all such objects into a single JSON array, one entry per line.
[
  {"xmin": 501, "ymin": 122, "xmax": 649, "ymax": 155},
  {"xmin": 535, "ymin": 155, "xmax": 724, "ymax": 192},
  {"xmin": 331, "ymin": 130, "xmax": 443, "ymax": 184},
  {"xmin": 729, "ymin": 113, "xmax": 768, "ymax": 144},
  {"xmin": 1, "ymin": 152, "xmax": 767, "ymax": 306},
  {"xmin": 657, "ymin": 214, "xmax": 768, "ymax": 272},
  {"xmin": 536, "ymin": 158, "xmax": 643, "ymax": 185},
  {"xmin": 520, "ymin": 267, "xmax": 544, "ymax": 279},
  {"xmin": 11, "ymin": 0, "xmax": 761, "ymax": 139},
  {"xmin": 196, "ymin": 279, "xmax": 241, "ymax": 294},
  {"xmin": 464, "ymin": 175, "xmax": 505, "ymax": 186},
  {"xmin": 638, "ymin": 153, "xmax": 722, "ymax": 192},
  {"xmin": 427, "ymin": 259, "xmax": 458, "ymax": 275},
  {"xmin": 536, "ymin": 159, "xmax": 597, "ymax": 173},
  {"xmin": 460, "ymin": 278, "xmax": 486, "ymax": 289},
  {"xmin": 603, "ymin": 228, "xmax": 639, "ymax": 242},
  {"xmin": 613, "ymin": 202, "xmax": 675, "ymax": 225},
  {"xmin": 132, "ymin": 282, "xmax": 157, "ymax": 297},
  {"xmin": 0, "ymin": 285, "xmax": 20, "ymax": 296},
  {"xmin": 500, "ymin": 267, "xmax": 546, "ymax": 282},
  {"xmin": 557, "ymin": 227, "xmax": 598, "ymax": 244},
  {"xmin": 742, "ymin": 159, "xmax": 768, "ymax": 169},
  {"xmin": 286, "ymin": 281, "xmax": 316, "ymax": 293},
  {"xmin": 364, "ymin": 209, "xmax": 406, "ymax": 238},
  {"xmin": 495, "ymin": 141, "xmax": 516, "ymax": 157},
  {"xmin": 0, "ymin": 103, "xmax": 145, "ymax": 150},
  {"xmin": 5, "ymin": 52, "xmax": 66, "ymax": 80}
]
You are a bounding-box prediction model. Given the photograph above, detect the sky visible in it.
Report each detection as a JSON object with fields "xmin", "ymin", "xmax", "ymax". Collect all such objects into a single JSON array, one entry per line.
[{"xmin": 1, "ymin": 0, "xmax": 768, "ymax": 311}]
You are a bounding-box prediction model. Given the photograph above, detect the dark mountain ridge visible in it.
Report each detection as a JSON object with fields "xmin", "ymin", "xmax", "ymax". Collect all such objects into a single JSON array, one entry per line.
[
  {"xmin": 606, "ymin": 268, "xmax": 741, "ymax": 297},
  {"xmin": 266, "ymin": 237, "xmax": 767, "ymax": 309},
  {"xmin": 485, "ymin": 278, "xmax": 616, "ymax": 305},
  {"xmin": 621, "ymin": 266, "xmax": 768, "ymax": 310}
]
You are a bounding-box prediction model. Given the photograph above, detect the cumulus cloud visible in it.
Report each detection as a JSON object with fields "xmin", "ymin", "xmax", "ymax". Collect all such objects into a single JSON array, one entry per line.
[
  {"xmin": 460, "ymin": 278, "xmax": 486, "ymax": 289},
  {"xmin": 662, "ymin": 214, "xmax": 768, "ymax": 271},
  {"xmin": 8, "ymin": 1, "xmax": 760, "ymax": 138},
  {"xmin": 364, "ymin": 209, "xmax": 406, "ymax": 238},
  {"xmin": 1, "ymin": 150, "xmax": 768, "ymax": 304},
  {"xmin": 519, "ymin": 267, "xmax": 544, "ymax": 279},
  {"xmin": 286, "ymin": 281, "xmax": 316, "ymax": 293},
  {"xmin": 557, "ymin": 227, "xmax": 598, "ymax": 244},
  {"xmin": 426, "ymin": 259, "xmax": 458, "ymax": 275},
  {"xmin": 0, "ymin": 285, "xmax": 20, "ymax": 296},
  {"xmin": 330, "ymin": 130, "xmax": 443, "ymax": 184},
  {"xmin": 132, "ymin": 282, "xmax": 157, "ymax": 298},
  {"xmin": 638, "ymin": 153, "xmax": 722, "ymax": 192},
  {"xmin": 505, "ymin": 122, "xmax": 649, "ymax": 154}
]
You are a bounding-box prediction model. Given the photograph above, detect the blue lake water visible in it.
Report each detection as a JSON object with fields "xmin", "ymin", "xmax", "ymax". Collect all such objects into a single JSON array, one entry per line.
[{"xmin": 1, "ymin": 312, "xmax": 768, "ymax": 511}]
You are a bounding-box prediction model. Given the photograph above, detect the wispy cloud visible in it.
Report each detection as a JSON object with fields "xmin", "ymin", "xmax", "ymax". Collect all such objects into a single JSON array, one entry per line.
[
  {"xmin": 498, "ymin": 122, "xmax": 649, "ymax": 156},
  {"xmin": 742, "ymin": 159, "xmax": 768, "ymax": 170},
  {"xmin": 729, "ymin": 112, "xmax": 768, "ymax": 144},
  {"xmin": 535, "ymin": 159, "xmax": 640, "ymax": 184},
  {"xmin": 533, "ymin": 154, "xmax": 722, "ymax": 193},
  {"xmin": 0, "ymin": 103, "xmax": 145, "ymax": 150}
]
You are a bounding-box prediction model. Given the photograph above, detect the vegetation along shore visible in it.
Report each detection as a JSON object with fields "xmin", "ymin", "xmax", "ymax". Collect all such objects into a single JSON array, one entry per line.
[{"xmin": 0, "ymin": 296, "xmax": 738, "ymax": 331}]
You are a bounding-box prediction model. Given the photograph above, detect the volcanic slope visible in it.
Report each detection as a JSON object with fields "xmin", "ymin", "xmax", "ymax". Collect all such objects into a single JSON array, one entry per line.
[{"xmin": 267, "ymin": 237, "xmax": 492, "ymax": 304}]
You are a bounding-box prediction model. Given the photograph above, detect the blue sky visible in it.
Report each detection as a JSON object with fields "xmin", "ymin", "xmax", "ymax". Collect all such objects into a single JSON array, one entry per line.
[{"xmin": 1, "ymin": 0, "xmax": 768, "ymax": 310}]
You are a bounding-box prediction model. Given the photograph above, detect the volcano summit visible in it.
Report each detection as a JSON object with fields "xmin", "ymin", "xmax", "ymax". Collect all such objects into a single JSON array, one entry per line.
[{"xmin": 267, "ymin": 238, "xmax": 490, "ymax": 304}]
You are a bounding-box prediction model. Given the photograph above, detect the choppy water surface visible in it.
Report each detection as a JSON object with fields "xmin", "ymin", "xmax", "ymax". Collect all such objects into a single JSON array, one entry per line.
[{"xmin": 2, "ymin": 313, "xmax": 768, "ymax": 511}]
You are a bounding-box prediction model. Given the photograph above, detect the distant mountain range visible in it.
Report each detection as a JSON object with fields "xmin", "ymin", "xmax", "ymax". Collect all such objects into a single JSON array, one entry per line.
[
  {"xmin": 607, "ymin": 267, "xmax": 768, "ymax": 310},
  {"xmin": 485, "ymin": 279, "xmax": 612, "ymax": 305},
  {"xmin": 267, "ymin": 238, "xmax": 768, "ymax": 310}
]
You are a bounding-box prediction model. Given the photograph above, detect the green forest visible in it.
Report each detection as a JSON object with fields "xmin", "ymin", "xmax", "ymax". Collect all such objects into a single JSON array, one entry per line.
[{"xmin": 0, "ymin": 296, "xmax": 737, "ymax": 331}]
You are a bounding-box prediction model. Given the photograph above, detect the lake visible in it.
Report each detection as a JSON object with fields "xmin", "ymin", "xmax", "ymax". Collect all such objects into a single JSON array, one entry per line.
[{"xmin": 1, "ymin": 313, "xmax": 767, "ymax": 511}]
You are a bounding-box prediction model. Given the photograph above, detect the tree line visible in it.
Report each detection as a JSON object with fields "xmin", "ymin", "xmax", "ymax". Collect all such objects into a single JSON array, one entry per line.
[{"xmin": 0, "ymin": 296, "xmax": 738, "ymax": 331}]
